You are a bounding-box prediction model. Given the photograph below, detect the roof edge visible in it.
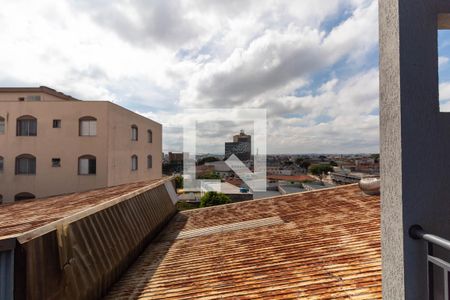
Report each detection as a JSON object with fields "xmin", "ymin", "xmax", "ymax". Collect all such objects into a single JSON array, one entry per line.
[
  {"xmin": 0, "ymin": 86, "xmax": 80, "ymax": 101},
  {"xmin": 184, "ymin": 183, "xmax": 361, "ymax": 213},
  {"xmin": 1, "ymin": 176, "xmax": 174, "ymax": 243}
]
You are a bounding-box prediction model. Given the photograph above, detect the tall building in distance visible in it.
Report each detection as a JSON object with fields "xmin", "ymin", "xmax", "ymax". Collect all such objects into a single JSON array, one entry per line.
[
  {"xmin": 225, "ymin": 130, "xmax": 251, "ymax": 161},
  {"xmin": 0, "ymin": 86, "xmax": 162, "ymax": 203}
]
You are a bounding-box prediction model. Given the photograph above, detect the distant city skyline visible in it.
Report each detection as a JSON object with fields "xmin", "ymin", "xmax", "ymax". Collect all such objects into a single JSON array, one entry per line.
[{"xmin": 0, "ymin": 0, "xmax": 427, "ymax": 154}]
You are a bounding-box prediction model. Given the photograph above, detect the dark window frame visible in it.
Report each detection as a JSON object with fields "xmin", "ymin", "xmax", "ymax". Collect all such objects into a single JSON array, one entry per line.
[
  {"xmin": 131, "ymin": 125, "xmax": 138, "ymax": 141},
  {"xmin": 15, "ymin": 192, "xmax": 35, "ymax": 201},
  {"xmin": 16, "ymin": 115, "xmax": 37, "ymax": 136},
  {"xmin": 15, "ymin": 154, "xmax": 36, "ymax": 175},
  {"xmin": 0, "ymin": 116, "xmax": 5, "ymax": 134},
  {"xmin": 78, "ymin": 155, "xmax": 96, "ymax": 175},
  {"xmin": 53, "ymin": 119, "xmax": 61, "ymax": 128},
  {"xmin": 131, "ymin": 155, "xmax": 138, "ymax": 171},
  {"xmin": 52, "ymin": 158, "xmax": 61, "ymax": 167},
  {"xmin": 148, "ymin": 129, "xmax": 153, "ymax": 143},
  {"xmin": 79, "ymin": 116, "xmax": 97, "ymax": 136},
  {"xmin": 147, "ymin": 155, "xmax": 153, "ymax": 169}
]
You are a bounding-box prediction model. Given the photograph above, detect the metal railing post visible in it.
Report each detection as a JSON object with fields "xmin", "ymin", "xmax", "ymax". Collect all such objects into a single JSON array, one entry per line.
[{"xmin": 409, "ymin": 225, "xmax": 450, "ymax": 300}]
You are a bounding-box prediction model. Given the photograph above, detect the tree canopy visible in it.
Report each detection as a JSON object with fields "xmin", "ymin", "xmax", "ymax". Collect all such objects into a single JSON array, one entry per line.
[
  {"xmin": 197, "ymin": 172, "xmax": 221, "ymax": 180},
  {"xmin": 200, "ymin": 191, "xmax": 231, "ymax": 207},
  {"xmin": 175, "ymin": 175, "xmax": 183, "ymax": 189},
  {"xmin": 296, "ymin": 158, "xmax": 311, "ymax": 169},
  {"xmin": 309, "ymin": 164, "xmax": 334, "ymax": 176}
]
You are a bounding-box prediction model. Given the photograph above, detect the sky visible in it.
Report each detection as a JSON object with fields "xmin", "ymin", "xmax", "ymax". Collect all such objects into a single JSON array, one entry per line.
[{"xmin": 1, "ymin": 0, "xmax": 446, "ymax": 154}]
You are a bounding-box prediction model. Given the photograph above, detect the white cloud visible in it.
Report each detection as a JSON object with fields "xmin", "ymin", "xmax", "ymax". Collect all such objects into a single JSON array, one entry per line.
[
  {"xmin": 439, "ymin": 56, "xmax": 449, "ymax": 67},
  {"xmin": 0, "ymin": 0, "xmax": 380, "ymax": 153}
]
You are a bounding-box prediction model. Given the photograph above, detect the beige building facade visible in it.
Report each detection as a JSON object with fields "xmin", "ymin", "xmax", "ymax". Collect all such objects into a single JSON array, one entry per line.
[{"xmin": 0, "ymin": 86, "xmax": 162, "ymax": 203}]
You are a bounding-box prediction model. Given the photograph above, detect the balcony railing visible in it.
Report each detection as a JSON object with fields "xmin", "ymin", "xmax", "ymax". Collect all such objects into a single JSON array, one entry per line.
[{"xmin": 410, "ymin": 225, "xmax": 450, "ymax": 300}]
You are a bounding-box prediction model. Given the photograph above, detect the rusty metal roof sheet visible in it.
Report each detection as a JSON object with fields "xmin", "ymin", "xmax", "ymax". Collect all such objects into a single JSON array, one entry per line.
[
  {"xmin": 267, "ymin": 175, "xmax": 316, "ymax": 182},
  {"xmin": 0, "ymin": 178, "xmax": 169, "ymax": 241},
  {"xmin": 107, "ymin": 184, "xmax": 381, "ymax": 299}
]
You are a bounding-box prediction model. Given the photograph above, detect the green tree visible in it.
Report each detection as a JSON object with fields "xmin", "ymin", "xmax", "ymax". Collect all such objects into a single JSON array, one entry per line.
[
  {"xmin": 309, "ymin": 164, "xmax": 334, "ymax": 176},
  {"xmin": 197, "ymin": 172, "xmax": 221, "ymax": 180},
  {"xmin": 300, "ymin": 160, "xmax": 311, "ymax": 170},
  {"xmin": 175, "ymin": 175, "xmax": 183, "ymax": 189},
  {"xmin": 330, "ymin": 160, "xmax": 338, "ymax": 166},
  {"xmin": 200, "ymin": 191, "xmax": 231, "ymax": 207},
  {"xmin": 370, "ymin": 153, "xmax": 380, "ymax": 163}
]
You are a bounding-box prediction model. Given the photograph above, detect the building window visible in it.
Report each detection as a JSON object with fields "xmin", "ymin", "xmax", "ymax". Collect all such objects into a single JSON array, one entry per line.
[
  {"xmin": 15, "ymin": 154, "xmax": 36, "ymax": 175},
  {"xmin": 52, "ymin": 158, "xmax": 61, "ymax": 167},
  {"xmin": 148, "ymin": 130, "xmax": 153, "ymax": 143},
  {"xmin": 147, "ymin": 155, "xmax": 152, "ymax": 169},
  {"xmin": 0, "ymin": 116, "xmax": 5, "ymax": 134},
  {"xmin": 78, "ymin": 155, "xmax": 96, "ymax": 175},
  {"xmin": 16, "ymin": 115, "xmax": 37, "ymax": 136},
  {"xmin": 53, "ymin": 119, "xmax": 61, "ymax": 128},
  {"xmin": 131, "ymin": 125, "xmax": 138, "ymax": 141},
  {"xmin": 79, "ymin": 116, "xmax": 97, "ymax": 136},
  {"xmin": 0, "ymin": 194, "xmax": 2, "ymax": 204},
  {"xmin": 131, "ymin": 155, "xmax": 138, "ymax": 171},
  {"xmin": 15, "ymin": 192, "xmax": 35, "ymax": 201},
  {"xmin": 0, "ymin": 156, "xmax": 3, "ymax": 173},
  {"xmin": 26, "ymin": 95, "xmax": 41, "ymax": 101}
]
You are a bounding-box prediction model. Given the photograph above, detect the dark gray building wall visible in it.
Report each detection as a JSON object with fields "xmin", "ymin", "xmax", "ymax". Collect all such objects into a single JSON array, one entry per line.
[
  {"xmin": 380, "ymin": 0, "xmax": 450, "ymax": 299},
  {"xmin": 225, "ymin": 142, "xmax": 251, "ymax": 161}
]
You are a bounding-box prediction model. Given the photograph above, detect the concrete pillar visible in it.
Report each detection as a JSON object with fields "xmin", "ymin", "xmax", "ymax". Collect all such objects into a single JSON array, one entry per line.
[{"xmin": 380, "ymin": 0, "xmax": 450, "ymax": 299}]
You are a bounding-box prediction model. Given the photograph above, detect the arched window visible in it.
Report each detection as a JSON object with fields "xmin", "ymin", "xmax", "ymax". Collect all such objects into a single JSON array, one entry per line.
[
  {"xmin": 131, "ymin": 125, "xmax": 138, "ymax": 141},
  {"xmin": 78, "ymin": 155, "xmax": 96, "ymax": 175},
  {"xmin": 131, "ymin": 155, "xmax": 138, "ymax": 171},
  {"xmin": 0, "ymin": 116, "xmax": 5, "ymax": 134},
  {"xmin": 0, "ymin": 156, "xmax": 3, "ymax": 173},
  {"xmin": 16, "ymin": 115, "xmax": 37, "ymax": 136},
  {"xmin": 15, "ymin": 154, "xmax": 36, "ymax": 175},
  {"xmin": 15, "ymin": 192, "xmax": 35, "ymax": 201},
  {"xmin": 79, "ymin": 116, "xmax": 97, "ymax": 136},
  {"xmin": 147, "ymin": 130, "xmax": 153, "ymax": 143},
  {"xmin": 147, "ymin": 155, "xmax": 152, "ymax": 169}
]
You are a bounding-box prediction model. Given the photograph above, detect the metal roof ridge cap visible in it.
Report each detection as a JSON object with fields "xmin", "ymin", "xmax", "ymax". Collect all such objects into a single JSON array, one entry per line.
[
  {"xmin": 183, "ymin": 183, "xmax": 360, "ymax": 214},
  {"xmin": 5, "ymin": 176, "xmax": 174, "ymax": 244}
]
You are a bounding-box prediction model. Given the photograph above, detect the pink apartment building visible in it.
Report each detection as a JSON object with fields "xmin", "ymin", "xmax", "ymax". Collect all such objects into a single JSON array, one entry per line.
[{"xmin": 0, "ymin": 86, "xmax": 162, "ymax": 203}]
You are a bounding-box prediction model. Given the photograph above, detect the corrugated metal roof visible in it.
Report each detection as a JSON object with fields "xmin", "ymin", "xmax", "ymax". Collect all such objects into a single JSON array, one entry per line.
[
  {"xmin": 0, "ymin": 178, "xmax": 168, "ymax": 241},
  {"xmin": 267, "ymin": 175, "xmax": 316, "ymax": 182},
  {"xmin": 13, "ymin": 181, "xmax": 177, "ymax": 299},
  {"xmin": 107, "ymin": 184, "xmax": 381, "ymax": 299}
]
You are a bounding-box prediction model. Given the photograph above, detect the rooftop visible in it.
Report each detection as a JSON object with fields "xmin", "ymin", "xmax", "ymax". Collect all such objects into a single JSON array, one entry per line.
[
  {"xmin": 107, "ymin": 184, "xmax": 381, "ymax": 299},
  {"xmin": 267, "ymin": 175, "xmax": 316, "ymax": 182},
  {"xmin": 0, "ymin": 86, "xmax": 79, "ymax": 101},
  {"xmin": 0, "ymin": 178, "xmax": 165, "ymax": 242}
]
